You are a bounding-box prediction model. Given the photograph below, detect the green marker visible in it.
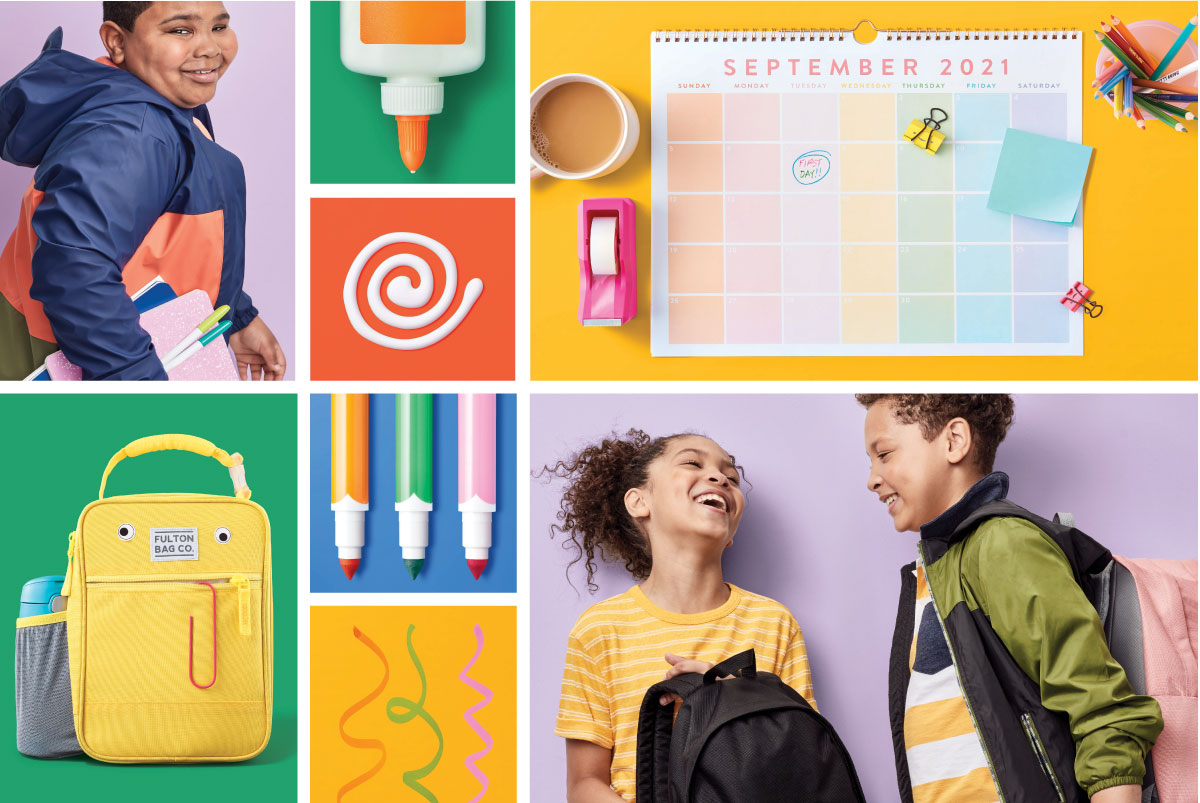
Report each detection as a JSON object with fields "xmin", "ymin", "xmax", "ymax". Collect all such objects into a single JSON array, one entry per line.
[{"xmin": 396, "ymin": 394, "xmax": 434, "ymax": 579}]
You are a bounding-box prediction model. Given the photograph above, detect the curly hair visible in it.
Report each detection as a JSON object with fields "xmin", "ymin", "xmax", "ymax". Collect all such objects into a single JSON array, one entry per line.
[
  {"xmin": 855, "ymin": 394, "xmax": 1015, "ymax": 472},
  {"xmin": 103, "ymin": 2, "xmax": 152, "ymax": 32},
  {"xmin": 540, "ymin": 430, "xmax": 744, "ymax": 593}
]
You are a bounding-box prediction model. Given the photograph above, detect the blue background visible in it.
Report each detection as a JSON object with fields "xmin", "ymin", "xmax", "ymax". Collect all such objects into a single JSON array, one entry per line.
[{"xmin": 310, "ymin": 394, "xmax": 516, "ymax": 592}]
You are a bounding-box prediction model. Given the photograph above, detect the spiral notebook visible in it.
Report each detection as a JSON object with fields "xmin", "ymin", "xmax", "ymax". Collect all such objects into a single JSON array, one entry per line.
[{"xmin": 650, "ymin": 26, "xmax": 1083, "ymax": 357}]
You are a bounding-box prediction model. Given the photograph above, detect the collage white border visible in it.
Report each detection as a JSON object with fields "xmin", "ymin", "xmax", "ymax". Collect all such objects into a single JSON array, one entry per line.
[{"xmin": 1, "ymin": 2, "xmax": 1195, "ymax": 802}]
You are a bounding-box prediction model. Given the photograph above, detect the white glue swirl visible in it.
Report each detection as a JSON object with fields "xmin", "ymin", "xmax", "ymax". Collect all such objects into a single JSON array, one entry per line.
[{"xmin": 343, "ymin": 232, "xmax": 483, "ymax": 350}]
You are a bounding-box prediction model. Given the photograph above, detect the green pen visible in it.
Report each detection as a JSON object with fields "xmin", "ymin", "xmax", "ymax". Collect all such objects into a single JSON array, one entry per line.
[
  {"xmin": 162, "ymin": 320, "xmax": 231, "ymax": 372},
  {"xmin": 396, "ymin": 394, "xmax": 434, "ymax": 579},
  {"xmin": 160, "ymin": 304, "xmax": 230, "ymax": 365}
]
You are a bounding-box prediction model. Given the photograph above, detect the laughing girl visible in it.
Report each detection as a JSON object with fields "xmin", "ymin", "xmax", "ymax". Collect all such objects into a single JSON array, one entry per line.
[{"xmin": 545, "ymin": 430, "xmax": 815, "ymax": 803}]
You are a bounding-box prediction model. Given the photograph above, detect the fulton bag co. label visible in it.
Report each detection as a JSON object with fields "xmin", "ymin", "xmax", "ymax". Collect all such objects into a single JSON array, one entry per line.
[{"xmin": 150, "ymin": 527, "xmax": 199, "ymax": 561}]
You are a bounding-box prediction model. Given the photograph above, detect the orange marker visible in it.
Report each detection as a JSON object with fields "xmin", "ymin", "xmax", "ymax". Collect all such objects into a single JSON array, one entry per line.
[{"xmin": 332, "ymin": 394, "xmax": 370, "ymax": 579}]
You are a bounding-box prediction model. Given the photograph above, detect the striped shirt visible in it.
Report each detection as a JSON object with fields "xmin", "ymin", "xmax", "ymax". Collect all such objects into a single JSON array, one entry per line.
[
  {"xmin": 905, "ymin": 561, "xmax": 1001, "ymax": 803},
  {"xmin": 555, "ymin": 583, "xmax": 815, "ymax": 802}
]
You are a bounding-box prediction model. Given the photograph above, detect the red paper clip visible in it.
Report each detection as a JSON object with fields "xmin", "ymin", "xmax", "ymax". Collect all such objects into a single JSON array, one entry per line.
[{"xmin": 1061, "ymin": 282, "xmax": 1102, "ymax": 317}]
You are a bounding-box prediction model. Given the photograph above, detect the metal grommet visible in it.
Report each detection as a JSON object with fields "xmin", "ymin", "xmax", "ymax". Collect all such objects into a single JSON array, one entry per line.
[
  {"xmin": 118, "ymin": 523, "xmax": 135, "ymax": 540},
  {"xmin": 215, "ymin": 527, "xmax": 232, "ymax": 544}
]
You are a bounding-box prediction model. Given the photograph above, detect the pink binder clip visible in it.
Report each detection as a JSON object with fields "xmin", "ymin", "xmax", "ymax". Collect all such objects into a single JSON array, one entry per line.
[
  {"xmin": 578, "ymin": 198, "xmax": 637, "ymax": 326},
  {"xmin": 1060, "ymin": 281, "xmax": 1102, "ymax": 317}
]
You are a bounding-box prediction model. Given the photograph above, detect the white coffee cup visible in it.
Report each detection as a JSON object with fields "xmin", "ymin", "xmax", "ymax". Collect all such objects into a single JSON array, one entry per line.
[{"xmin": 529, "ymin": 73, "xmax": 639, "ymax": 180}]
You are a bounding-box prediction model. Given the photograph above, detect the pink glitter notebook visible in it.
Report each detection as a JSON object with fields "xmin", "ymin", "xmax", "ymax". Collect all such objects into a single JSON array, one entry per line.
[{"xmin": 43, "ymin": 289, "xmax": 240, "ymax": 381}]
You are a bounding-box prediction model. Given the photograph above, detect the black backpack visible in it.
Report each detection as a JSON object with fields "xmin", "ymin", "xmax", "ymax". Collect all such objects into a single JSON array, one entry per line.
[{"xmin": 635, "ymin": 650, "xmax": 867, "ymax": 803}]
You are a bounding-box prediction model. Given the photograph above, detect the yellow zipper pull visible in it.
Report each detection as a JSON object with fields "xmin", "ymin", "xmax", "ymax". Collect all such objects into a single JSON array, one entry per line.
[
  {"xmin": 230, "ymin": 575, "xmax": 252, "ymax": 636},
  {"xmin": 61, "ymin": 531, "xmax": 77, "ymax": 598}
]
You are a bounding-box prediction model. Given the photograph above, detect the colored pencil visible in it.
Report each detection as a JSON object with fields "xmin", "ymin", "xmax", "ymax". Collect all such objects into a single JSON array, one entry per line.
[
  {"xmin": 1099, "ymin": 57, "xmax": 1123, "ymax": 87},
  {"xmin": 1149, "ymin": 16, "xmax": 1198, "ymax": 81},
  {"xmin": 1158, "ymin": 60, "xmax": 1198, "ymax": 82},
  {"xmin": 1137, "ymin": 94, "xmax": 1197, "ymax": 120},
  {"xmin": 1114, "ymin": 78, "xmax": 1125, "ymax": 116},
  {"xmin": 1099, "ymin": 66, "xmax": 1130, "ymax": 96},
  {"xmin": 1093, "ymin": 58, "xmax": 1123, "ymax": 87},
  {"xmin": 1130, "ymin": 104, "xmax": 1147, "ymax": 130},
  {"xmin": 1110, "ymin": 16, "xmax": 1158, "ymax": 70},
  {"xmin": 1132, "ymin": 77, "xmax": 1195, "ymax": 92},
  {"xmin": 1141, "ymin": 93, "xmax": 1198, "ymax": 102},
  {"xmin": 1101, "ymin": 22, "xmax": 1154, "ymax": 76},
  {"xmin": 1133, "ymin": 95, "xmax": 1187, "ymax": 131},
  {"xmin": 1124, "ymin": 76, "xmax": 1136, "ymax": 115},
  {"xmin": 1095, "ymin": 30, "xmax": 1149, "ymax": 78},
  {"xmin": 1099, "ymin": 66, "xmax": 1128, "ymax": 98}
]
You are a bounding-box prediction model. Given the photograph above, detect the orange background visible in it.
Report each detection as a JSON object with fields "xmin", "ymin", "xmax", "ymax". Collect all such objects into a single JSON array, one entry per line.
[
  {"xmin": 311, "ymin": 606, "xmax": 516, "ymax": 802},
  {"xmin": 311, "ymin": 198, "xmax": 514, "ymax": 379}
]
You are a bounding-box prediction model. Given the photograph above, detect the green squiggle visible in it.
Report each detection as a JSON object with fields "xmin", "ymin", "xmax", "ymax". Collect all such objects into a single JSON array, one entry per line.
[{"xmin": 386, "ymin": 624, "xmax": 444, "ymax": 803}]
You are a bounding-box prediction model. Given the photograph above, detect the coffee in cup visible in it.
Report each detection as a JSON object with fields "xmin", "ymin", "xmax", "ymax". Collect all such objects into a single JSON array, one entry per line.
[{"xmin": 530, "ymin": 74, "xmax": 639, "ymax": 180}]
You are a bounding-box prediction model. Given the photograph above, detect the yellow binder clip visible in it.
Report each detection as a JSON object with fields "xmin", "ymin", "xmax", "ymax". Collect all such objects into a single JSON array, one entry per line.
[{"xmin": 903, "ymin": 108, "xmax": 948, "ymax": 154}]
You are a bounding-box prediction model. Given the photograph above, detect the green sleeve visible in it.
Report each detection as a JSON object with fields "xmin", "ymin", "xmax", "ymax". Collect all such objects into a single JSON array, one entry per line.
[{"xmin": 965, "ymin": 519, "xmax": 1163, "ymax": 796}]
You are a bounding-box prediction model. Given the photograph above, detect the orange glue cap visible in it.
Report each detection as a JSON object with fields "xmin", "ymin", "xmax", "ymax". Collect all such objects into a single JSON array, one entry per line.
[{"xmin": 397, "ymin": 115, "xmax": 430, "ymax": 173}]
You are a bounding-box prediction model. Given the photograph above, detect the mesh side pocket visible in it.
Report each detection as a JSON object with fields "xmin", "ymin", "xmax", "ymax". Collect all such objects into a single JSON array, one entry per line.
[{"xmin": 15, "ymin": 616, "xmax": 80, "ymax": 758}]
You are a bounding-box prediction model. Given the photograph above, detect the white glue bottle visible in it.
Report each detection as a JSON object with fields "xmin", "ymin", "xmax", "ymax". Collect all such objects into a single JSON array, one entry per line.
[{"xmin": 340, "ymin": 1, "xmax": 486, "ymax": 173}]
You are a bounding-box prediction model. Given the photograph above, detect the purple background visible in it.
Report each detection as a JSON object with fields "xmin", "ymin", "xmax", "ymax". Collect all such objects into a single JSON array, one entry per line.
[
  {"xmin": 530, "ymin": 394, "xmax": 1198, "ymax": 802},
  {"xmin": 0, "ymin": 1, "xmax": 294, "ymax": 378}
]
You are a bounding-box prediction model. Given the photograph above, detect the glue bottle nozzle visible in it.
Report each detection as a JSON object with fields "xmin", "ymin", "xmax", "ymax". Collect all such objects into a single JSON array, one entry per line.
[{"xmin": 397, "ymin": 115, "xmax": 430, "ymax": 173}]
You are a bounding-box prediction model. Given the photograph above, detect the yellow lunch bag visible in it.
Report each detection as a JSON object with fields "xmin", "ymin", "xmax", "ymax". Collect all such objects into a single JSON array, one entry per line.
[{"xmin": 27, "ymin": 434, "xmax": 274, "ymax": 763}]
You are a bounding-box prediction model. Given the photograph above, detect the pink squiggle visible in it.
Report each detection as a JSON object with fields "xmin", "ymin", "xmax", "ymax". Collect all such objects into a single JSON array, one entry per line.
[{"xmin": 458, "ymin": 624, "xmax": 493, "ymax": 803}]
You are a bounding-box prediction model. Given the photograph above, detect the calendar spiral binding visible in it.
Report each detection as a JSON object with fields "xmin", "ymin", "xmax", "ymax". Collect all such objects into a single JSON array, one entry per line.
[{"xmin": 652, "ymin": 28, "xmax": 1080, "ymax": 43}]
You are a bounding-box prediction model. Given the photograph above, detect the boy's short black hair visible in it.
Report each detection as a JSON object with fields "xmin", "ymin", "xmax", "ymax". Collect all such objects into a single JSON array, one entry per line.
[
  {"xmin": 103, "ymin": 2, "xmax": 153, "ymax": 32},
  {"xmin": 856, "ymin": 394, "xmax": 1015, "ymax": 473}
]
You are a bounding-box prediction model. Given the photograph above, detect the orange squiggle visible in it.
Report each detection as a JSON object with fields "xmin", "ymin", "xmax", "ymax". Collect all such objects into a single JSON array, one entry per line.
[{"xmin": 337, "ymin": 626, "xmax": 390, "ymax": 802}]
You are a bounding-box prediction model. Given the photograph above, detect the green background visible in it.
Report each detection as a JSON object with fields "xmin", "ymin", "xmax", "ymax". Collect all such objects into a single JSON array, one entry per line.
[
  {"xmin": 1, "ymin": 394, "xmax": 297, "ymax": 797},
  {"xmin": 310, "ymin": 0, "xmax": 516, "ymax": 183}
]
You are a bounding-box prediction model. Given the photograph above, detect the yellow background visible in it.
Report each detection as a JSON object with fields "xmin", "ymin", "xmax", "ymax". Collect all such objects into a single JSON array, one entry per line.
[
  {"xmin": 310, "ymin": 607, "xmax": 515, "ymax": 801},
  {"xmin": 531, "ymin": 1, "xmax": 1198, "ymax": 380}
]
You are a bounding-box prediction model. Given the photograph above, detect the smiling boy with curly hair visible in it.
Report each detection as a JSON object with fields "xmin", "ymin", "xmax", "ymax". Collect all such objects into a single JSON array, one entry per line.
[
  {"xmin": 0, "ymin": 2, "xmax": 285, "ymax": 379},
  {"xmin": 859, "ymin": 394, "xmax": 1161, "ymax": 803}
]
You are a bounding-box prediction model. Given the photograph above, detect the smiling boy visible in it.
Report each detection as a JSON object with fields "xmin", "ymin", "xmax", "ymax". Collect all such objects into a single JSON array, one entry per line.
[
  {"xmin": 859, "ymin": 394, "xmax": 1162, "ymax": 803},
  {"xmin": 0, "ymin": 1, "xmax": 285, "ymax": 379}
]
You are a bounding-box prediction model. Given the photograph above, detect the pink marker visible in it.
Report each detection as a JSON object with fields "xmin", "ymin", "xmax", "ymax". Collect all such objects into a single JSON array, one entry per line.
[{"xmin": 458, "ymin": 393, "xmax": 496, "ymax": 580}]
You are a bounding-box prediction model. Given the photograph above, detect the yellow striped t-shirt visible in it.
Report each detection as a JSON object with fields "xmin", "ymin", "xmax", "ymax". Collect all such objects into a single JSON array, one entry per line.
[
  {"xmin": 555, "ymin": 583, "xmax": 815, "ymax": 802},
  {"xmin": 905, "ymin": 561, "xmax": 1001, "ymax": 803}
]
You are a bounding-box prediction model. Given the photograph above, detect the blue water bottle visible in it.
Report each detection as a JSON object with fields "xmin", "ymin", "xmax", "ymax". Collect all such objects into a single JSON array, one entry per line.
[{"xmin": 19, "ymin": 576, "xmax": 65, "ymax": 618}]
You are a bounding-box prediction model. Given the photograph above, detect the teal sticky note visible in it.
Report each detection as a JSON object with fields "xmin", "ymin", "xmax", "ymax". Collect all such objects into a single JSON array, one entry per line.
[{"xmin": 986, "ymin": 128, "xmax": 1094, "ymax": 225}]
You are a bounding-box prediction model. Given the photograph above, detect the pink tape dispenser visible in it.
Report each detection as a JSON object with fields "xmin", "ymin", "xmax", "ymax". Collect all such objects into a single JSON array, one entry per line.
[{"xmin": 578, "ymin": 198, "xmax": 637, "ymax": 326}]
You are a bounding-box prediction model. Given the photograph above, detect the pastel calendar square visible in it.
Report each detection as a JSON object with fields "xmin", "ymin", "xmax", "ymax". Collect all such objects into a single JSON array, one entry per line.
[
  {"xmin": 667, "ymin": 246, "xmax": 723, "ymax": 294},
  {"xmin": 782, "ymin": 194, "xmax": 838, "ymax": 242},
  {"xmin": 783, "ymin": 295, "xmax": 839, "ymax": 343},
  {"xmin": 726, "ymin": 246, "xmax": 782, "ymax": 293},
  {"xmin": 725, "ymin": 93, "xmax": 781, "ymax": 141},
  {"xmin": 652, "ymin": 26, "xmax": 1083, "ymax": 357},
  {"xmin": 783, "ymin": 245, "xmax": 839, "ymax": 293},
  {"xmin": 668, "ymin": 144, "xmax": 723, "ymax": 192},
  {"xmin": 726, "ymin": 144, "xmax": 780, "ymax": 192},
  {"xmin": 726, "ymin": 296, "xmax": 783, "ymax": 344},
  {"xmin": 839, "ymin": 144, "xmax": 896, "ymax": 192}
]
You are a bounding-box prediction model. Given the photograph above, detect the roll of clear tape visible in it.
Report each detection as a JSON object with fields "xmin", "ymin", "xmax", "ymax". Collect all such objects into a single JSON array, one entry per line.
[
  {"xmin": 588, "ymin": 216, "xmax": 619, "ymax": 276},
  {"xmin": 343, "ymin": 232, "xmax": 483, "ymax": 350}
]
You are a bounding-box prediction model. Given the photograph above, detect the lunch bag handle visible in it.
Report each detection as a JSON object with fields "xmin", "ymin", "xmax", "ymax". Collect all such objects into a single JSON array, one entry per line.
[{"xmin": 98, "ymin": 434, "xmax": 251, "ymax": 500}]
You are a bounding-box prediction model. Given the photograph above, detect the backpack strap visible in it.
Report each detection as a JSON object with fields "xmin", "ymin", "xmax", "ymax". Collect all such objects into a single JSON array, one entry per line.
[
  {"xmin": 636, "ymin": 672, "xmax": 704, "ymax": 803},
  {"xmin": 703, "ymin": 649, "xmax": 756, "ymax": 683}
]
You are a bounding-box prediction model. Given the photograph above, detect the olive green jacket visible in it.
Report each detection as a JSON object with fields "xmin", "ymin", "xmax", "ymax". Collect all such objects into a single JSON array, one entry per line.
[{"xmin": 890, "ymin": 473, "xmax": 1163, "ymax": 802}]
